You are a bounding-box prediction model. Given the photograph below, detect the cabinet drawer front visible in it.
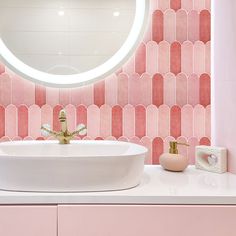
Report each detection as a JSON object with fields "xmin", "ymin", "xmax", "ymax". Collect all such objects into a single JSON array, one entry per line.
[
  {"xmin": 58, "ymin": 205, "xmax": 236, "ymax": 236},
  {"xmin": 0, "ymin": 206, "xmax": 57, "ymax": 236}
]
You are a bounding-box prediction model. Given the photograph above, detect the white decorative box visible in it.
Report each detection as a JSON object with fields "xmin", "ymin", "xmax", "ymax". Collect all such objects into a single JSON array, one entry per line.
[{"xmin": 195, "ymin": 146, "xmax": 227, "ymax": 174}]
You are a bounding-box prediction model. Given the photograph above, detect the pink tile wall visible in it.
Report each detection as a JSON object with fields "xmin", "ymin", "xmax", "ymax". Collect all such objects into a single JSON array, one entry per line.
[{"xmin": 0, "ymin": 0, "xmax": 211, "ymax": 164}]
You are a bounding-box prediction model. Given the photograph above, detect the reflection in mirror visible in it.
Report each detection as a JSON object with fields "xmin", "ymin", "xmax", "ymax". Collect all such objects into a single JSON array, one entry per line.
[
  {"xmin": 0, "ymin": 0, "xmax": 149, "ymax": 87},
  {"xmin": 0, "ymin": 0, "xmax": 135, "ymax": 75}
]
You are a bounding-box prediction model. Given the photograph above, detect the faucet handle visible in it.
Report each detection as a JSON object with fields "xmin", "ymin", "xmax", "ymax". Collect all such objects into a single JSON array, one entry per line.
[
  {"xmin": 76, "ymin": 124, "xmax": 87, "ymax": 136},
  {"xmin": 41, "ymin": 124, "xmax": 52, "ymax": 137}
]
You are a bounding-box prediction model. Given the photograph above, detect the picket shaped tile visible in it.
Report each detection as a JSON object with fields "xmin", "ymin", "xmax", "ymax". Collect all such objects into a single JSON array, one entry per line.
[
  {"xmin": 0, "ymin": 2, "xmax": 211, "ymax": 165},
  {"xmin": 123, "ymin": 105, "xmax": 135, "ymax": 138}
]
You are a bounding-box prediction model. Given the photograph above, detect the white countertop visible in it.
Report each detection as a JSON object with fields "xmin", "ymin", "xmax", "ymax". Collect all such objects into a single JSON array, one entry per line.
[{"xmin": 1, "ymin": 165, "xmax": 236, "ymax": 205}]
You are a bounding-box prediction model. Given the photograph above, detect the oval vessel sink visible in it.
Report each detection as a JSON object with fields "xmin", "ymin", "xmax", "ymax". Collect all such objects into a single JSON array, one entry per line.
[{"xmin": 0, "ymin": 140, "xmax": 147, "ymax": 192}]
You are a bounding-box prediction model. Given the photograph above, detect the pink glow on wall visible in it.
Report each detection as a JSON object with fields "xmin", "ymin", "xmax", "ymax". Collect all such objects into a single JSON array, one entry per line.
[
  {"xmin": 0, "ymin": 0, "xmax": 211, "ymax": 164},
  {"xmin": 213, "ymin": 0, "xmax": 236, "ymax": 174}
]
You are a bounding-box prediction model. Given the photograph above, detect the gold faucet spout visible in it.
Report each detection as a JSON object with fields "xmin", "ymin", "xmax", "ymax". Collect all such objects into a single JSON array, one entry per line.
[{"xmin": 41, "ymin": 109, "xmax": 87, "ymax": 144}]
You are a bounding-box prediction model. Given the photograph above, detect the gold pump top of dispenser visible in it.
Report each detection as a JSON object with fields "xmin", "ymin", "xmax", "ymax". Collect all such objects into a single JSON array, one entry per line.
[{"xmin": 169, "ymin": 141, "xmax": 189, "ymax": 154}]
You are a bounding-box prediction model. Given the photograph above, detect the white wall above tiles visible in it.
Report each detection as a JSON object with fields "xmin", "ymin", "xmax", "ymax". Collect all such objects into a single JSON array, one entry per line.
[{"xmin": 0, "ymin": 0, "xmax": 135, "ymax": 74}]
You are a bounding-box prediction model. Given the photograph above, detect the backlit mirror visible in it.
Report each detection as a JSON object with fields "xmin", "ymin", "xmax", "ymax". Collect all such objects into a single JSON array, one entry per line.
[{"xmin": 0, "ymin": 0, "xmax": 149, "ymax": 87}]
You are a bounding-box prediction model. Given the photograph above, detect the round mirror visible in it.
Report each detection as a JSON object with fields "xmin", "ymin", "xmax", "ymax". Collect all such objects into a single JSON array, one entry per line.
[{"xmin": 0, "ymin": 0, "xmax": 149, "ymax": 87}]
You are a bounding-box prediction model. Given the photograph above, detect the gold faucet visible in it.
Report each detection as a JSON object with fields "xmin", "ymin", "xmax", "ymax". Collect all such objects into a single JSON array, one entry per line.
[{"xmin": 41, "ymin": 109, "xmax": 87, "ymax": 144}]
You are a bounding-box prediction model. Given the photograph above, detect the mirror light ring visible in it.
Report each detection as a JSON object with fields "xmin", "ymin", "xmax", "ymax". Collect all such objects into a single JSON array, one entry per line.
[{"xmin": 0, "ymin": 0, "xmax": 150, "ymax": 88}]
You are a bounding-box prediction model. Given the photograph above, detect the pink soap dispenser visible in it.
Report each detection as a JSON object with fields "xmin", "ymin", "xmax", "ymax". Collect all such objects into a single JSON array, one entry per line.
[{"xmin": 160, "ymin": 141, "xmax": 189, "ymax": 172}]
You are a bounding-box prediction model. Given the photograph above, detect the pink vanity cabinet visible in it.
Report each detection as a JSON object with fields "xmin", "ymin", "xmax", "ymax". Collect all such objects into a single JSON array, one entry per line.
[
  {"xmin": 58, "ymin": 205, "xmax": 236, "ymax": 236},
  {"xmin": 1, "ymin": 204, "xmax": 236, "ymax": 236},
  {"xmin": 0, "ymin": 206, "xmax": 57, "ymax": 236}
]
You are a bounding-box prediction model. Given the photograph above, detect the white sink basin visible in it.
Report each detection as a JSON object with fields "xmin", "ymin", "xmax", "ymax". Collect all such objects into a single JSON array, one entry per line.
[{"xmin": 0, "ymin": 140, "xmax": 147, "ymax": 192}]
